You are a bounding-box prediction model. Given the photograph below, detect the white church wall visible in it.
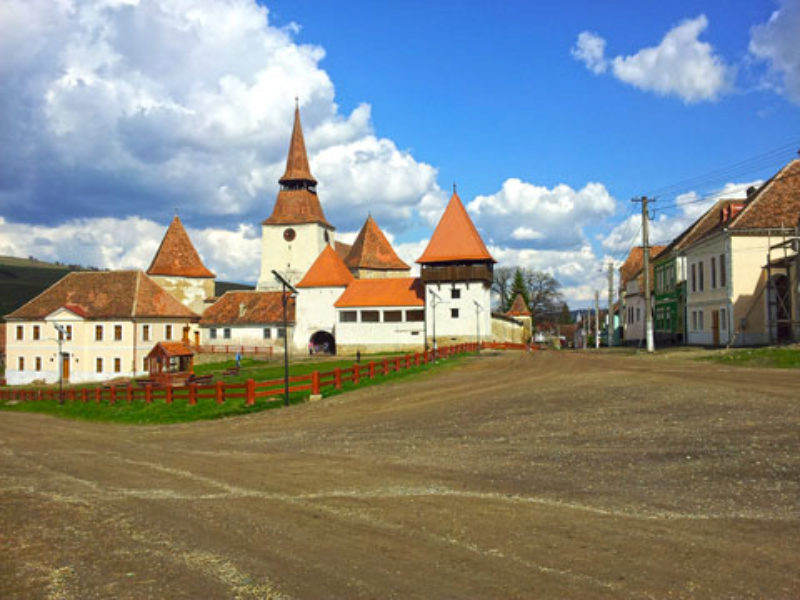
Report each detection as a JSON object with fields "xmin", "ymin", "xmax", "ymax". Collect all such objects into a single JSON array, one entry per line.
[
  {"xmin": 257, "ymin": 223, "xmax": 334, "ymax": 291},
  {"xmin": 150, "ymin": 275, "xmax": 212, "ymax": 314},
  {"xmin": 336, "ymin": 306, "xmax": 425, "ymax": 354},
  {"xmin": 424, "ymin": 282, "xmax": 491, "ymax": 344},
  {"xmin": 292, "ymin": 287, "xmax": 344, "ymax": 352}
]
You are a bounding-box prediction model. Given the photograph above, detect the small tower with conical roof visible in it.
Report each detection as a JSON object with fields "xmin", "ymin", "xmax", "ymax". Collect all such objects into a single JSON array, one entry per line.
[
  {"xmin": 417, "ymin": 189, "xmax": 495, "ymax": 344},
  {"xmin": 147, "ymin": 215, "xmax": 216, "ymax": 314},
  {"xmin": 257, "ymin": 104, "xmax": 335, "ymax": 291},
  {"xmin": 345, "ymin": 215, "xmax": 410, "ymax": 279}
]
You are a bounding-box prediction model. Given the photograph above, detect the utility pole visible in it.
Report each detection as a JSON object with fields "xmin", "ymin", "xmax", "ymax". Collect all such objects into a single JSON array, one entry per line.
[
  {"xmin": 607, "ymin": 262, "xmax": 614, "ymax": 347},
  {"xmin": 632, "ymin": 196, "xmax": 655, "ymax": 353},
  {"xmin": 594, "ymin": 291, "xmax": 600, "ymax": 349}
]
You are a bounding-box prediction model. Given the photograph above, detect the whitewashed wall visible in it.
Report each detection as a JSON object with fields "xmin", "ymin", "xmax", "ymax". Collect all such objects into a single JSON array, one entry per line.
[
  {"xmin": 423, "ymin": 282, "xmax": 491, "ymax": 344},
  {"xmin": 257, "ymin": 222, "xmax": 333, "ymax": 291},
  {"xmin": 292, "ymin": 286, "xmax": 345, "ymax": 352}
]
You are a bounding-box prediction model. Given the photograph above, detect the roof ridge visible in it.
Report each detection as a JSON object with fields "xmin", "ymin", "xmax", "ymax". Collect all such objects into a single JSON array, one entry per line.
[
  {"xmin": 4, "ymin": 271, "xmax": 78, "ymax": 320},
  {"xmin": 131, "ymin": 270, "xmax": 142, "ymax": 318},
  {"xmin": 729, "ymin": 158, "xmax": 799, "ymax": 229},
  {"xmin": 344, "ymin": 215, "xmax": 409, "ymax": 271}
]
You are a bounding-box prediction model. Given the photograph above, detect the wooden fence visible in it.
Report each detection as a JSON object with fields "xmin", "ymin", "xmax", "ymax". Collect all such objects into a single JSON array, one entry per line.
[
  {"xmin": 0, "ymin": 342, "xmax": 527, "ymax": 406},
  {"xmin": 195, "ymin": 345, "xmax": 275, "ymax": 357}
]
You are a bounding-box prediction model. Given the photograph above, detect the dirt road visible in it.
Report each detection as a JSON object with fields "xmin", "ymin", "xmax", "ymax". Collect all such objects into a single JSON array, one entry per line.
[{"xmin": 1, "ymin": 350, "xmax": 798, "ymax": 599}]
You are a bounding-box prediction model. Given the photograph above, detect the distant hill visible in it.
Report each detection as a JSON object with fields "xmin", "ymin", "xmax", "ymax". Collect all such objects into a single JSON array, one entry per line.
[
  {"xmin": 0, "ymin": 256, "xmax": 85, "ymax": 320},
  {"xmin": 0, "ymin": 255, "xmax": 253, "ymax": 321}
]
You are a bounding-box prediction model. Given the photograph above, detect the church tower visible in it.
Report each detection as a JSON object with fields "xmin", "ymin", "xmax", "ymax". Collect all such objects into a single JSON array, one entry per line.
[{"xmin": 256, "ymin": 104, "xmax": 335, "ymax": 291}]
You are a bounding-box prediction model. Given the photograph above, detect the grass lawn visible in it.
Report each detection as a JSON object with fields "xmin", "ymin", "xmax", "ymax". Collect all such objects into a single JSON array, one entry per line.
[
  {"xmin": 0, "ymin": 352, "xmax": 470, "ymax": 425},
  {"xmin": 696, "ymin": 345, "xmax": 800, "ymax": 369}
]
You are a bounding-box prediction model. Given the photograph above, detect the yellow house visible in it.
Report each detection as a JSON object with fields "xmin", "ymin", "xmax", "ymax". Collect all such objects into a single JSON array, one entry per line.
[
  {"xmin": 4, "ymin": 271, "xmax": 198, "ymax": 385},
  {"xmin": 684, "ymin": 159, "xmax": 800, "ymax": 346}
]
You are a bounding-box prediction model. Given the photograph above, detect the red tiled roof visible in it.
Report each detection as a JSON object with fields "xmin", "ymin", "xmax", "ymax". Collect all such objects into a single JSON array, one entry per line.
[
  {"xmin": 506, "ymin": 293, "xmax": 531, "ymax": 316},
  {"xmin": 665, "ymin": 199, "xmax": 745, "ymax": 252},
  {"xmin": 730, "ymin": 159, "xmax": 800, "ymax": 230},
  {"xmin": 417, "ymin": 191, "xmax": 495, "ymax": 264},
  {"xmin": 334, "ymin": 278, "xmax": 424, "ymax": 308},
  {"xmin": 619, "ymin": 246, "xmax": 666, "ymax": 286},
  {"xmin": 200, "ymin": 291, "xmax": 295, "ymax": 325},
  {"xmin": 5, "ymin": 271, "xmax": 198, "ymax": 320},
  {"xmin": 63, "ymin": 303, "xmax": 88, "ymax": 318},
  {"xmin": 297, "ymin": 245, "xmax": 354, "ymax": 288},
  {"xmin": 147, "ymin": 341, "xmax": 194, "ymax": 358},
  {"xmin": 147, "ymin": 216, "xmax": 215, "ymax": 278},
  {"xmin": 334, "ymin": 241, "xmax": 352, "ymax": 260},
  {"xmin": 345, "ymin": 215, "xmax": 409, "ymax": 271},
  {"xmin": 279, "ymin": 105, "xmax": 317, "ymax": 186},
  {"xmin": 262, "ymin": 189, "xmax": 332, "ymax": 227}
]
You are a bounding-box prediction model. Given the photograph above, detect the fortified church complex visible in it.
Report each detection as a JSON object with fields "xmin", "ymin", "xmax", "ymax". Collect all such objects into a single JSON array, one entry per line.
[{"xmin": 5, "ymin": 107, "xmax": 527, "ymax": 385}]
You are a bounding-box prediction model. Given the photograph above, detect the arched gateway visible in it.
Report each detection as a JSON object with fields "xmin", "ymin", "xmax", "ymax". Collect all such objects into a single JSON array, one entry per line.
[{"xmin": 310, "ymin": 331, "xmax": 335, "ymax": 355}]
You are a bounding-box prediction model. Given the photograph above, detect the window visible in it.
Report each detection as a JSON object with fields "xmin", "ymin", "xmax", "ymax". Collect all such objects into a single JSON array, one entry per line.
[
  {"xmin": 721, "ymin": 308, "xmax": 727, "ymax": 331},
  {"xmin": 223, "ymin": 328, "xmax": 231, "ymax": 339},
  {"xmin": 263, "ymin": 327, "xmax": 271, "ymax": 339},
  {"xmin": 210, "ymin": 328, "xmax": 217, "ymax": 340},
  {"xmin": 719, "ymin": 254, "xmax": 726, "ymax": 287},
  {"xmin": 698, "ymin": 262, "xmax": 704, "ymax": 292},
  {"xmin": 450, "ymin": 288, "xmax": 461, "ymax": 299},
  {"xmin": 698, "ymin": 310, "xmax": 704, "ymax": 330},
  {"xmin": 16, "ymin": 325, "xmax": 23, "ymax": 341},
  {"xmin": 33, "ymin": 325, "xmax": 40, "ymax": 341},
  {"xmin": 114, "ymin": 358, "xmax": 121, "ymax": 373},
  {"xmin": 143, "ymin": 357, "xmax": 148, "ymax": 371},
  {"xmin": 636, "ymin": 307, "xmax": 641, "ymax": 322},
  {"xmin": 35, "ymin": 357, "xmax": 42, "ymax": 371},
  {"xmin": 711, "ymin": 257, "xmax": 717, "ymax": 289},
  {"xmin": 18, "ymin": 356, "xmax": 24, "ymax": 371},
  {"xmin": 451, "ymin": 308, "xmax": 459, "ymax": 319},
  {"xmin": 165, "ymin": 324, "xmax": 173, "ymax": 340},
  {"xmin": 96, "ymin": 357, "xmax": 103, "ymax": 373},
  {"xmin": 692, "ymin": 311, "xmax": 697, "ymax": 330},
  {"xmin": 383, "ymin": 310, "xmax": 402, "ymax": 322},
  {"xmin": 114, "ymin": 324, "xmax": 123, "ymax": 341},
  {"xmin": 65, "ymin": 325, "xmax": 72, "ymax": 341},
  {"xmin": 142, "ymin": 324, "xmax": 150, "ymax": 341},
  {"xmin": 339, "ymin": 311, "xmax": 357, "ymax": 323},
  {"xmin": 691, "ymin": 264, "xmax": 696, "ymax": 292},
  {"xmin": 406, "ymin": 309, "xmax": 424, "ymax": 322},
  {"xmin": 361, "ymin": 310, "xmax": 380, "ymax": 322},
  {"xmin": 95, "ymin": 325, "xmax": 103, "ymax": 341},
  {"xmin": 277, "ymin": 327, "xmax": 285, "ymax": 339}
]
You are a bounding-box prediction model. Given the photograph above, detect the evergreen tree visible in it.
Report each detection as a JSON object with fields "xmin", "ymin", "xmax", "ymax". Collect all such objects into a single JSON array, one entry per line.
[
  {"xmin": 558, "ymin": 302, "xmax": 572, "ymax": 324},
  {"xmin": 508, "ymin": 268, "xmax": 531, "ymax": 312}
]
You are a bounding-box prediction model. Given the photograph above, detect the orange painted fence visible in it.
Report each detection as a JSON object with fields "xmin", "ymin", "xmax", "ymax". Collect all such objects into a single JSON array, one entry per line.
[{"xmin": 0, "ymin": 342, "xmax": 526, "ymax": 406}]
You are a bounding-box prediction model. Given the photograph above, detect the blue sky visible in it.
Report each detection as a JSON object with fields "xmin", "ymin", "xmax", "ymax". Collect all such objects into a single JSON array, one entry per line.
[{"xmin": 1, "ymin": 0, "xmax": 799, "ymax": 307}]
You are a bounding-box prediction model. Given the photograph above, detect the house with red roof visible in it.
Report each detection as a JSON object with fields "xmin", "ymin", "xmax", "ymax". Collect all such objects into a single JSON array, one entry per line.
[{"xmin": 4, "ymin": 271, "xmax": 198, "ymax": 385}]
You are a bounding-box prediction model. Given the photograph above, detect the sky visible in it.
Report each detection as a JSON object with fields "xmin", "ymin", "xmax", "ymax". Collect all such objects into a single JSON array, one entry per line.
[{"xmin": 1, "ymin": 0, "xmax": 800, "ymax": 308}]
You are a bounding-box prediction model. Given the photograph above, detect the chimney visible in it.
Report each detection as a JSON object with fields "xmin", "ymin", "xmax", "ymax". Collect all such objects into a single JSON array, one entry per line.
[
  {"xmin": 730, "ymin": 202, "xmax": 745, "ymax": 221},
  {"xmin": 746, "ymin": 185, "xmax": 758, "ymax": 198}
]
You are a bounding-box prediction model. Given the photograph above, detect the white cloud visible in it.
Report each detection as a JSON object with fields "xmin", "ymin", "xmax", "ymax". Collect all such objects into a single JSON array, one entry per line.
[
  {"xmin": 601, "ymin": 181, "xmax": 761, "ymax": 254},
  {"xmin": 0, "ymin": 0, "xmax": 440, "ymax": 233},
  {"xmin": 573, "ymin": 15, "xmax": 733, "ymax": 103},
  {"xmin": 571, "ymin": 31, "xmax": 608, "ymax": 75},
  {"xmin": 468, "ymin": 179, "xmax": 615, "ymax": 250},
  {"xmin": 749, "ymin": 0, "xmax": 800, "ymax": 104}
]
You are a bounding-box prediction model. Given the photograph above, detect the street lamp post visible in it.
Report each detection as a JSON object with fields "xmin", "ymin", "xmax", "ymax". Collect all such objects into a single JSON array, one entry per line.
[
  {"xmin": 272, "ymin": 270, "xmax": 298, "ymax": 407},
  {"xmin": 473, "ymin": 300, "xmax": 484, "ymax": 353},
  {"xmin": 429, "ymin": 289, "xmax": 448, "ymax": 361},
  {"xmin": 53, "ymin": 323, "xmax": 66, "ymax": 405}
]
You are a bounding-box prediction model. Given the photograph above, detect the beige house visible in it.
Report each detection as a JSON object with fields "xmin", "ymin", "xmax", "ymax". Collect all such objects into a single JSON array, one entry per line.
[
  {"xmin": 618, "ymin": 246, "xmax": 666, "ymax": 345},
  {"xmin": 4, "ymin": 271, "xmax": 198, "ymax": 385},
  {"xmin": 684, "ymin": 159, "xmax": 800, "ymax": 346}
]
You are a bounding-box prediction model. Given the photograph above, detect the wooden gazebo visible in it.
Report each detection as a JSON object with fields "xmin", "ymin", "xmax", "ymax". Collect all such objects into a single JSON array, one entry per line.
[{"xmin": 145, "ymin": 341, "xmax": 194, "ymax": 387}]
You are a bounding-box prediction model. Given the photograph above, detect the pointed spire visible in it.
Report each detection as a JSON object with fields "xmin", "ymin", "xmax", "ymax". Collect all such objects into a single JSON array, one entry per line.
[
  {"xmin": 417, "ymin": 190, "xmax": 495, "ymax": 264},
  {"xmin": 345, "ymin": 215, "xmax": 410, "ymax": 272},
  {"xmin": 147, "ymin": 216, "xmax": 215, "ymax": 278},
  {"xmin": 279, "ymin": 103, "xmax": 317, "ymax": 187}
]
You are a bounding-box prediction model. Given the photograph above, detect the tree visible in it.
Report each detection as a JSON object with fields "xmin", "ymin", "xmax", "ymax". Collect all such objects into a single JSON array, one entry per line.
[
  {"xmin": 491, "ymin": 266, "xmax": 515, "ymax": 311},
  {"xmin": 508, "ymin": 268, "xmax": 531, "ymax": 312},
  {"xmin": 558, "ymin": 302, "xmax": 572, "ymax": 324},
  {"xmin": 524, "ymin": 269, "xmax": 564, "ymax": 322}
]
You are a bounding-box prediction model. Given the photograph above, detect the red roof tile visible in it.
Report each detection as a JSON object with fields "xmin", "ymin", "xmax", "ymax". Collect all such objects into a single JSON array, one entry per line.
[
  {"xmin": 262, "ymin": 189, "xmax": 332, "ymax": 227},
  {"xmin": 730, "ymin": 159, "xmax": 800, "ymax": 230},
  {"xmin": 506, "ymin": 293, "xmax": 531, "ymax": 316},
  {"xmin": 619, "ymin": 246, "xmax": 666, "ymax": 287},
  {"xmin": 200, "ymin": 291, "xmax": 295, "ymax": 325},
  {"xmin": 334, "ymin": 278, "xmax": 424, "ymax": 308},
  {"xmin": 279, "ymin": 105, "xmax": 317, "ymax": 186},
  {"xmin": 417, "ymin": 191, "xmax": 495, "ymax": 264},
  {"xmin": 147, "ymin": 216, "xmax": 215, "ymax": 278},
  {"xmin": 334, "ymin": 241, "xmax": 352, "ymax": 260},
  {"xmin": 5, "ymin": 271, "xmax": 198, "ymax": 320},
  {"xmin": 345, "ymin": 215, "xmax": 409, "ymax": 271},
  {"xmin": 297, "ymin": 245, "xmax": 354, "ymax": 288},
  {"xmin": 147, "ymin": 341, "xmax": 194, "ymax": 358}
]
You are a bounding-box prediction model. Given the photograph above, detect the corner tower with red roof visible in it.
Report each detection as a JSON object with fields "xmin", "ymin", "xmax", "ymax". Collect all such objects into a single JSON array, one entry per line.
[
  {"xmin": 417, "ymin": 189, "xmax": 495, "ymax": 345},
  {"xmin": 256, "ymin": 104, "xmax": 336, "ymax": 291}
]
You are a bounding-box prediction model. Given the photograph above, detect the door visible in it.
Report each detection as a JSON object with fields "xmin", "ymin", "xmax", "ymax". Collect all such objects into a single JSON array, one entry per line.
[
  {"xmin": 194, "ymin": 331, "xmax": 200, "ymax": 347},
  {"xmin": 711, "ymin": 310, "xmax": 720, "ymax": 346},
  {"xmin": 62, "ymin": 353, "xmax": 70, "ymax": 382}
]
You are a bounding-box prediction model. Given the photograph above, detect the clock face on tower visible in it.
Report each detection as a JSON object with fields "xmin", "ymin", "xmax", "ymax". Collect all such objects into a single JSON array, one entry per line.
[{"xmin": 283, "ymin": 228, "xmax": 296, "ymax": 242}]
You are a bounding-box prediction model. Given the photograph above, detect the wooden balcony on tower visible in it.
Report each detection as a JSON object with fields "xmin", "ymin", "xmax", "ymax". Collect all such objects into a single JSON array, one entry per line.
[{"xmin": 420, "ymin": 264, "xmax": 493, "ymax": 285}]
